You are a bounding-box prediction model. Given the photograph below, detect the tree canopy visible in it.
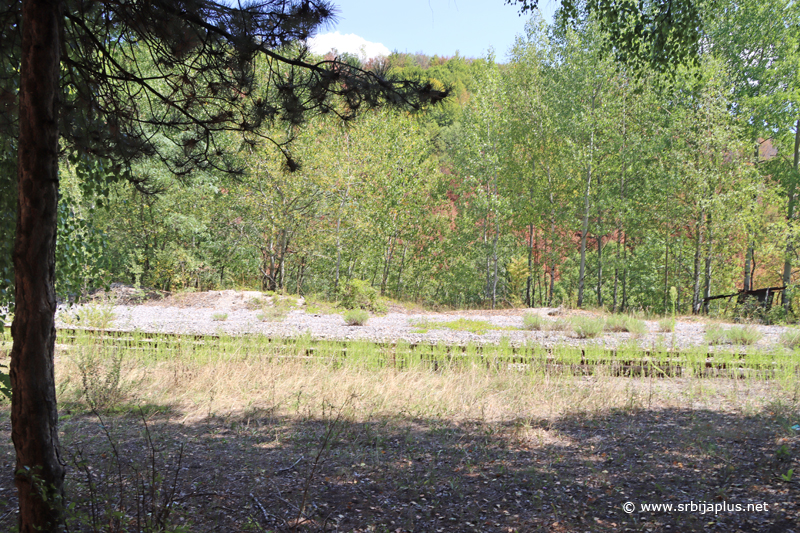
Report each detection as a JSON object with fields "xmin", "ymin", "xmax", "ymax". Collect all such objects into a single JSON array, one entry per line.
[{"xmin": 506, "ymin": 0, "xmax": 703, "ymax": 73}]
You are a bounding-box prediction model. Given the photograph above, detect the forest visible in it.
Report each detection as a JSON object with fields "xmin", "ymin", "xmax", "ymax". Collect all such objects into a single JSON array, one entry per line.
[{"xmin": 3, "ymin": 0, "xmax": 799, "ymax": 319}]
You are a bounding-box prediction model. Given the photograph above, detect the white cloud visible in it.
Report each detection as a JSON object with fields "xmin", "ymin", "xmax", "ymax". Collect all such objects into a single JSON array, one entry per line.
[{"xmin": 308, "ymin": 32, "xmax": 390, "ymax": 60}]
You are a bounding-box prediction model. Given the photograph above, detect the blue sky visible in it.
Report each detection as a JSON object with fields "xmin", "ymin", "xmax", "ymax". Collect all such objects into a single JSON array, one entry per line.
[{"xmin": 308, "ymin": 0, "xmax": 558, "ymax": 61}]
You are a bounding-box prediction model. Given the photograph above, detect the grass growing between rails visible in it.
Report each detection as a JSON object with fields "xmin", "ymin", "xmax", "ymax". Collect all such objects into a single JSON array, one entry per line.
[
  {"xmin": 0, "ymin": 331, "xmax": 798, "ymax": 531},
  {"xmin": 705, "ymin": 324, "xmax": 765, "ymax": 346}
]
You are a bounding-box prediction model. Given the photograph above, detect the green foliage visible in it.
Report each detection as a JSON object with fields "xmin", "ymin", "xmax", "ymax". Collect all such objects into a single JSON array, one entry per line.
[
  {"xmin": 75, "ymin": 346, "xmax": 126, "ymax": 412},
  {"xmin": 343, "ymin": 309, "xmax": 370, "ymax": 326},
  {"xmin": 780, "ymin": 328, "xmax": 800, "ymax": 349},
  {"xmin": 508, "ymin": 0, "xmax": 703, "ymax": 74},
  {"xmin": 705, "ymin": 325, "xmax": 763, "ymax": 345},
  {"xmin": 522, "ymin": 313, "xmax": 546, "ymax": 331},
  {"xmin": 704, "ymin": 325, "xmax": 728, "ymax": 345},
  {"xmin": 0, "ymin": 362, "xmax": 10, "ymax": 400},
  {"xmin": 506, "ymin": 256, "xmax": 530, "ymax": 307},
  {"xmin": 669, "ymin": 287, "xmax": 678, "ymax": 316},
  {"xmin": 726, "ymin": 326, "xmax": 764, "ymax": 346},
  {"xmin": 658, "ymin": 318, "xmax": 676, "ymax": 333},
  {"xmin": 58, "ymin": 302, "xmax": 116, "ymax": 330},
  {"xmin": 571, "ymin": 316, "xmax": 605, "ymax": 339},
  {"xmin": 411, "ymin": 318, "xmax": 513, "ymax": 335},
  {"xmin": 340, "ymin": 280, "xmax": 387, "ymax": 313},
  {"xmin": 42, "ymin": 2, "xmax": 798, "ymax": 321},
  {"xmin": 605, "ymin": 315, "xmax": 647, "ymax": 336},
  {"xmin": 211, "ymin": 312, "xmax": 228, "ymax": 322}
]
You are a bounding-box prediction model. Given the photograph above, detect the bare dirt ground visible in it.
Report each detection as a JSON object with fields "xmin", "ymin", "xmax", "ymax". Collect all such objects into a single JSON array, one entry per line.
[{"xmin": 0, "ymin": 400, "xmax": 797, "ymax": 532}]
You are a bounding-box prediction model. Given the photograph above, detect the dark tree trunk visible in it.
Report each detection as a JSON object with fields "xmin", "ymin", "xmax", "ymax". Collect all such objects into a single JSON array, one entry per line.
[
  {"xmin": 692, "ymin": 209, "xmax": 703, "ymax": 314},
  {"xmin": 782, "ymin": 120, "xmax": 800, "ymax": 310},
  {"xmin": 596, "ymin": 226, "xmax": 603, "ymax": 308},
  {"xmin": 396, "ymin": 244, "xmax": 407, "ymax": 298},
  {"xmin": 526, "ymin": 223, "xmax": 533, "ymax": 307},
  {"xmin": 621, "ymin": 232, "xmax": 628, "ymax": 311},
  {"xmin": 663, "ymin": 237, "xmax": 669, "ymax": 312},
  {"xmin": 702, "ymin": 213, "xmax": 713, "ymax": 314},
  {"xmin": 11, "ymin": 1, "xmax": 66, "ymax": 532},
  {"xmin": 743, "ymin": 242, "xmax": 755, "ymax": 293}
]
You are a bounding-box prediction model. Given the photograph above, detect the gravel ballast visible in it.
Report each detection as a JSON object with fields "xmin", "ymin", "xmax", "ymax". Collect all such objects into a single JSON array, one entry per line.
[{"xmin": 55, "ymin": 289, "xmax": 797, "ymax": 352}]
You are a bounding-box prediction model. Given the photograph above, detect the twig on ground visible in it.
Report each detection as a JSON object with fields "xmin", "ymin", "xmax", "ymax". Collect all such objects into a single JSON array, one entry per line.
[
  {"xmin": 250, "ymin": 492, "xmax": 272, "ymax": 524},
  {"xmin": 275, "ymin": 456, "xmax": 304, "ymax": 474}
]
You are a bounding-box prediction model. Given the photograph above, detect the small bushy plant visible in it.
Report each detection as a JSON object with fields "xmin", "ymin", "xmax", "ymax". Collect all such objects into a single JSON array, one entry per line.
[
  {"xmin": 704, "ymin": 324, "xmax": 727, "ymax": 345},
  {"xmin": 340, "ymin": 279, "xmax": 388, "ymax": 313},
  {"xmin": 75, "ymin": 346, "xmax": 126, "ymax": 412},
  {"xmin": 605, "ymin": 315, "xmax": 647, "ymax": 336},
  {"xmin": 572, "ymin": 316, "xmax": 605, "ymax": 339},
  {"xmin": 726, "ymin": 325, "xmax": 763, "ymax": 346},
  {"xmin": 58, "ymin": 302, "xmax": 116, "ymax": 329},
  {"xmin": 549, "ymin": 318, "xmax": 572, "ymax": 332},
  {"xmin": 780, "ymin": 328, "xmax": 800, "ymax": 349},
  {"xmin": 212, "ymin": 312, "xmax": 228, "ymax": 321},
  {"xmin": 522, "ymin": 313, "xmax": 546, "ymax": 331},
  {"xmin": 343, "ymin": 309, "xmax": 369, "ymax": 326},
  {"xmin": 658, "ymin": 318, "xmax": 676, "ymax": 332}
]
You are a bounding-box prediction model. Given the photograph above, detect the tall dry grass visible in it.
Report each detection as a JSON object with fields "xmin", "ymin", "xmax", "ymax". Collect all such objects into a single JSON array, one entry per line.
[{"xmin": 52, "ymin": 331, "xmax": 800, "ymax": 424}]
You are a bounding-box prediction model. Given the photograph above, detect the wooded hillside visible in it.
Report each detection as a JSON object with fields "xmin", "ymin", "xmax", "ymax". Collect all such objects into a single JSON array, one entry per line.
[{"xmin": 4, "ymin": 2, "xmax": 799, "ymax": 320}]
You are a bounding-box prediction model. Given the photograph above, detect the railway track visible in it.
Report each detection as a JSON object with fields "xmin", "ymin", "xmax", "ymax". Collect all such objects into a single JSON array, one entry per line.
[{"xmin": 43, "ymin": 327, "xmax": 799, "ymax": 379}]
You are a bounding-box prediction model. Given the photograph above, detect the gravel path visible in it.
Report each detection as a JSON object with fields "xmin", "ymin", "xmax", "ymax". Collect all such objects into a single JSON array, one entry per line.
[{"xmin": 55, "ymin": 289, "xmax": 797, "ymax": 352}]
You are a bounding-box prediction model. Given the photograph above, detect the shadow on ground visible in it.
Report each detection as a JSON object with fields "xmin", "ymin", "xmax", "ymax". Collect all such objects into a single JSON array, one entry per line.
[{"xmin": 0, "ymin": 403, "xmax": 797, "ymax": 532}]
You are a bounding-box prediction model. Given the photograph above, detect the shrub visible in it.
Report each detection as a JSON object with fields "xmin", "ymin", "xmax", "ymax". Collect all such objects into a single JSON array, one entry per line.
[
  {"xmin": 522, "ymin": 313, "xmax": 546, "ymax": 331},
  {"xmin": 605, "ymin": 315, "xmax": 647, "ymax": 336},
  {"xmin": 604, "ymin": 315, "xmax": 628, "ymax": 332},
  {"xmin": 704, "ymin": 324, "xmax": 727, "ymax": 345},
  {"xmin": 343, "ymin": 309, "xmax": 369, "ymax": 326},
  {"xmin": 726, "ymin": 325, "xmax": 763, "ymax": 346},
  {"xmin": 76, "ymin": 346, "xmax": 126, "ymax": 412},
  {"xmin": 764, "ymin": 305, "xmax": 793, "ymax": 325},
  {"xmin": 212, "ymin": 312, "xmax": 228, "ymax": 321},
  {"xmin": 58, "ymin": 303, "xmax": 116, "ymax": 329},
  {"xmin": 549, "ymin": 318, "xmax": 572, "ymax": 332},
  {"xmin": 780, "ymin": 328, "xmax": 800, "ymax": 349},
  {"xmin": 658, "ymin": 318, "xmax": 676, "ymax": 333},
  {"xmin": 340, "ymin": 280, "xmax": 387, "ymax": 313},
  {"xmin": 572, "ymin": 316, "xmax": 605, "ymax": 339}
]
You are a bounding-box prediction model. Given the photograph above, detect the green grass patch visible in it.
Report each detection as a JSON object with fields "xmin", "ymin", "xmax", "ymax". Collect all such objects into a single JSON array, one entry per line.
[
  {"xmin": 704, "ymin": 324, "xmax": 727, "ymax": 345},
  {"xmin": 705, "ymin": 324, "xmax": 763, "ymax": 346},
  {"xmin": 658, "ymin": 318, "xmax": 676, "ymax": 332},
  {"xmin": 605, "ymin": 315, "xmax": 647, "ymax": 336},
  {"xmin": 58, "ymin": 303, "xmax": 116, "ymax": 329},
  {"xmin": 725, "ymin": 325, "xmax": 763, "ymax": 346},
  {"xmin": 411, "ymin": 318, "xmax": 515, "ymax": 335},
  {"xmin": 521, "ymin": 313, "xmax": 547, "ymax": 331},
  {"xmin": 780, "ymin": 328, "xmax": 800, "ymax": 349},
  {"xmin": 343, "ymin": 309, "xmax": 370, "ymax": 326},
  {"xmin": 549, "ymin": 318, "xmax": 572, "ymax": 332},
  {"xmin": 571, "ymin": 316, "xmax": 605, "ymax": 339}
]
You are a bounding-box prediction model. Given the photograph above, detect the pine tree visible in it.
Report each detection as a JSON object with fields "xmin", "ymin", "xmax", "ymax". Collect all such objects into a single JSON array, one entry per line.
[{"xmin": 4, "ymin": 1, "xmax": 447, "ymax": 530}]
